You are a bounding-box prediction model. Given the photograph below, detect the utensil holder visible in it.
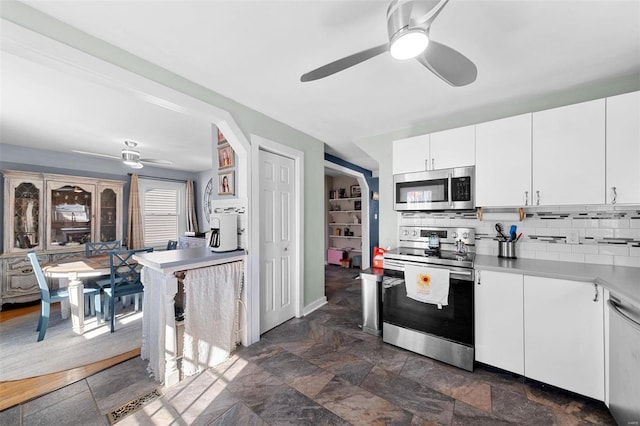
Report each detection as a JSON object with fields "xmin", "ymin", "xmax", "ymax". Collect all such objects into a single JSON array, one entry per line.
[{"xmin": 498, "ymin": 241, "xmax": 517, "ymax": 259}]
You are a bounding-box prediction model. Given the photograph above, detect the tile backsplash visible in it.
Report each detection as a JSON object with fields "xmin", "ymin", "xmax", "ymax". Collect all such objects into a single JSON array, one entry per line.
[{"xmin": 400, "ymin": 206, "xmax": 640, "ymax": 267}]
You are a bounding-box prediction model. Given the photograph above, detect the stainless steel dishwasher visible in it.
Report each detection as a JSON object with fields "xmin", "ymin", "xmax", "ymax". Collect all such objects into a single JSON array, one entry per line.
[{"xmin": 608, "ymin": 294, "xmax": 640, "ymax": 425}]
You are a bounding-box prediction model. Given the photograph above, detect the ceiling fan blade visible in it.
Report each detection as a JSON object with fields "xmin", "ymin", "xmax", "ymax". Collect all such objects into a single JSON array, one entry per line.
[
  {"xmin": 140, "ymin": 158, "xmax": 173, "ymax": 166},
  {"xmin": 72, "ymin": 150, "xmax": 120, "ymax": 160},
  {"xmin": 300, "ymin": 44, "xmax": 388, "ymax": 82},
  {"xmin": 410, "ymin": 0, "xmax": 449, "ymax": 27},
  {"xmin": 416, "ymin": 40, "xmax": 477, "ymax": 86}
]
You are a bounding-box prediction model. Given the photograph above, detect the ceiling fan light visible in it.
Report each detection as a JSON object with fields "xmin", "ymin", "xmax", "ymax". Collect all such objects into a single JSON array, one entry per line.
[
  {"xmin": 389, "ymin": 29, "xmax": 429, "ymax": 60},
  {"xmin": 130, "ymin": 161, "xmax": 144, "ymax": 169}
]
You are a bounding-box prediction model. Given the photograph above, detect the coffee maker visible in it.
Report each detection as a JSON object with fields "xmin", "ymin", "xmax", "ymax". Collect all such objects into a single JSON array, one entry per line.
[{"xmin": 209, "ymin": 213, "xmax": 238, "ymax": 252}]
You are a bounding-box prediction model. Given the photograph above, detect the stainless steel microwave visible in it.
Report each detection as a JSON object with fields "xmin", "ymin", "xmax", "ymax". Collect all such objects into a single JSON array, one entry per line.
[{"xmin": 394, "ymin": 166, "xmax": 475, "ymax": 211}]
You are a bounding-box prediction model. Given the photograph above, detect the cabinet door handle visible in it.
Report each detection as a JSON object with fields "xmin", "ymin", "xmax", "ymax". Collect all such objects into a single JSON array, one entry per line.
[
  {"xmin": 21, "ymin": 268, "xmax": 33, "ymax": 274},
  {"xmin": 611, "ymin": 187, "xmax": 617, "ymax": 204},
  {"xmin": 593, "ymin": 284, "xmax": 599, "ymax": 302},
  {"xmin": 536, "ymin": 190, "xmax": 540, "ymax": 206},
  {"xmin": 431, "ymin": 158, "xmax": 435, "ymax": 170},
  {"xmin": 477, "ymin": 270, "xmax": 481, "ymax": 285},
  {"xmin": 524, "ymin": 191, "xmax": 529, "ymax": 206},
  {"xmin": 425, "ymin": 159, "xmax": 429, "ymax": 171}
]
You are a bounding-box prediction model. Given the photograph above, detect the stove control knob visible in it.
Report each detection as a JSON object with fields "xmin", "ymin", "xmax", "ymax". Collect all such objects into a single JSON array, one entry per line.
[
  {"xmin": 462, "ymin": 232, "xmax": 469, "ymax": 239},
  {"xmin": 403, "ymin": 229, "xmax": 409, "ymax": 236},
  {"xmin": 412, "ymin": 230, "xmax": 418, "ymax": 237},
  {"xmin": 451, "ymin": 232, "xmax": 458, "ymax": 239}
]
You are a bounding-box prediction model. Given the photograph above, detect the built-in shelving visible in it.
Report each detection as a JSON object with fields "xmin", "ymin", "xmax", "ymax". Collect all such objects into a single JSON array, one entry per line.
[{"xmin": 326, "ymin": 177, "xmax": 362, "ymax": 266}]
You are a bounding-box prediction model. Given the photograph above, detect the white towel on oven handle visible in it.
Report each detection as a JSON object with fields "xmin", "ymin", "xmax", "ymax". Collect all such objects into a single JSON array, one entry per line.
[{"xmin": 403, "ymin": 264, "xmax": 450, "ymax": 308}]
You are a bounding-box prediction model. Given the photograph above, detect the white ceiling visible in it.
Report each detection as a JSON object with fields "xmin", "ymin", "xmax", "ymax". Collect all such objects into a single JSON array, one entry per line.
[{"xmin": 2, "ymin": 0, "xmax": 640, "ymax": 173}]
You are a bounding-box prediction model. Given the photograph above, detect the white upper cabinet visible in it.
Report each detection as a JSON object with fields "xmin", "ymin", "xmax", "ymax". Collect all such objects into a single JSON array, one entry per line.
[
  {"xmin": 392, "ymin": 134, "xmax": 430, "ymax": 174},
  {"xmin": 476, "ymin": 113, "xmax": 532, "ymax": 207},
  {"xmin": 606, "ymin": 91, "xmax": 640, "ymax": 204},
  {"xmin": 532, "ymin": 99, "xmax": 606, "ymax": 205},
  {"xmin": 429, "ymin": 125, "xmax": 476, "ymax": 170}
]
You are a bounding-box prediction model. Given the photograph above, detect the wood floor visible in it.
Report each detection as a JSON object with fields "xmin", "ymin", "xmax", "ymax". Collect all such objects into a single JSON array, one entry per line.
[{"xmin": 0, "ymin": 303, "xmax": 140, "ymax": 412}]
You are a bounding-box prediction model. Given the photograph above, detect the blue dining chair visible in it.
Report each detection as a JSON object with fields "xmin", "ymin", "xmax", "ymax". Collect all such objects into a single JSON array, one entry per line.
[
  {"xmin": 85, "ymin": 240, "xmax": 122, "ymax": 322},
  {"xmin": 103, "ymin": 247, "xmax": 153, "ymax": 333},
  {"xmin": 85, "ymin": 240, "xmax": 122, "ymax": 256},
  {"xmin": 27, "ymin": 251, "xmax": 100, "ymax": 342}
]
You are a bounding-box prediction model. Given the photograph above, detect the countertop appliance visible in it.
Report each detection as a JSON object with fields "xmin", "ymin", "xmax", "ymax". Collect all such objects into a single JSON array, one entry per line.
[
  {"xmin": 393, "ymin": 166, "xmax": 474, "ymax": 211},
  {"xmin": 608, "ymin": 294, "xmax": 640, "ymax": 425},
  {"xmin": 383, "ymin": 226, "xmax": 475, "ymax": 371},
  {"xmin": 209, "ymin": 213, "xmax": 238, "ymax": 252}
]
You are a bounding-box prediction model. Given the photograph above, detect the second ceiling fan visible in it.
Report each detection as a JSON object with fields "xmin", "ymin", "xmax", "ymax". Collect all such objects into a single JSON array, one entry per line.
[{"xmin": 300, "ymin": 0, "xmax": 477, "ymax": 87}]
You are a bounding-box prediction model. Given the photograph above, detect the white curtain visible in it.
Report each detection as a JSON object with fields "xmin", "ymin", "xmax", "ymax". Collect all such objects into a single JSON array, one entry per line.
[
  {"xmin": 182, "ymin": 261, "xmax": 243, "ymax": 377},
  {"xmin": 140, "ymin": 267, "xmax": 166, "ymax": 381}
]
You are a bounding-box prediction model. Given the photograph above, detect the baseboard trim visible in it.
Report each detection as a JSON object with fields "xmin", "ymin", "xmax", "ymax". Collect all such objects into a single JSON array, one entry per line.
[{"xmin": 303, "ymin": 297, "xmax": 327, "ymax": 316}]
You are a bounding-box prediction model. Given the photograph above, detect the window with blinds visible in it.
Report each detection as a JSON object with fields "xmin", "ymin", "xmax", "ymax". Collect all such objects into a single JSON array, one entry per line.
[{"xmin": 139, "ymin": 179, "xmax": 186, "ymax": 248}]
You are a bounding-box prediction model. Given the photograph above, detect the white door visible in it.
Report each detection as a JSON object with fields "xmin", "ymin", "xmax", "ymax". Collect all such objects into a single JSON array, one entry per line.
[
  {"xmin": 606, "ymin": 91, "xmax": 640, "ymax": 204},
  {"xmin": 259, "ymin": 149, "xmax": 296, "ymax": 334},
  {"xmin": 392, "ymin": 134, "xmax": 430, "ymax": 174},
  {"xmin": 524, "ymin": 276, "xmax": 604, "ymax": 401},
  {"xmin": 474, "ymin": 270, "xmax": 524, "ymax": 375},
  {"xmin": 429, "ymin": 125, "xmax": 476, "ymax": 170},
  {"xmin": 476, "ymin": 113, "xmax": 532, "ymax": 207},
  {"xmin": 532, "ymin": 99, "xmax": 605, "ymax": 205}
]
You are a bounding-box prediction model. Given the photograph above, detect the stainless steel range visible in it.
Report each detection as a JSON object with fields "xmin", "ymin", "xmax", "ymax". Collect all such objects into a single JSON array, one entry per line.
[{"xmin": 383, "ymin": 226, "xmax": 475, "ymax": 371}]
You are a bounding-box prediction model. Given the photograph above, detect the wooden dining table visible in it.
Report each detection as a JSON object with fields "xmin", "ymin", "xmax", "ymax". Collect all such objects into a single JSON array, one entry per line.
[{"xmin": 42, "ymin": 254, "xmax": 112, "ymax": 334}]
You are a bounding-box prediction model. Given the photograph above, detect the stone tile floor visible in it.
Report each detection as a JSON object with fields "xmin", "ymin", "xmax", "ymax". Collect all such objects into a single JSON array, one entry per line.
[{"xmin": 1, "ymin": 265, "xmax": 615, "ymax": 425}]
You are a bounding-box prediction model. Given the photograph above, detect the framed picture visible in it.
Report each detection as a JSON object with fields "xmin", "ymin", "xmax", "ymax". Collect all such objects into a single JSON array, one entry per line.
[
  {"xmin": 217, "ymin": 128, "xmax": 227, "ymax": 145},
  {"xmin": 217, "ymin": 144, "xmax": 234, "ymax": 169},
  {"xmin": 350, "ymin": 185, "xmax": 361, "ymax": 198},
  {"xmin": 354, "ymin": 200, "xmax": 361, "ymax": 211},
  {"xmin": 218, "ymin": 171, "xmax": 235, "ymax": 195}
]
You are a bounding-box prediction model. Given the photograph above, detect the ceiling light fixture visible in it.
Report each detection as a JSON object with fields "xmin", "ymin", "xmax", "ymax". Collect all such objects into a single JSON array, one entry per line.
[
  {"xmin": 389, "ymin": 27, "xmax": 429, "ymax": 60},
  {"xmin": 122, "ymin": 140, "xmax": 144, "ymax": 169}
]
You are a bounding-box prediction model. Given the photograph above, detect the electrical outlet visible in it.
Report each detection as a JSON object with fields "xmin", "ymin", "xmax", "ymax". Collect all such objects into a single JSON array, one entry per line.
[{"xmin": 566, "ymin": 231, "xmax": 580, "ymax": 244}]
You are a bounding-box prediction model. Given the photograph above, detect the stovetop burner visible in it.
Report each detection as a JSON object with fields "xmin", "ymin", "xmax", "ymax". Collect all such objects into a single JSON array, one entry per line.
[{"xmin": 384, "ymin": 226, "xmax": 476, "ymax": 270}]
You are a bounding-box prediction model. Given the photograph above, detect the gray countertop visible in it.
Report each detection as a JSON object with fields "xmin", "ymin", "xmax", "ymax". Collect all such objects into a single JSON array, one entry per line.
[
  {"xmin": 134, "ymin": 247, "xmax": 246, "ymax": 273},
  {"xmin": 475, "ymin": 255, "xmax": 640, "ymax": 306},
  {"xmin": 362, "ymin": 257, "xmax": 640, "ymax": 306}
]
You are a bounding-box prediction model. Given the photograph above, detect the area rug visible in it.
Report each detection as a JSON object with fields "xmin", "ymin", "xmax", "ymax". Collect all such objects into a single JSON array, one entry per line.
[{"xmin": 0, "ymin": 303, "xmax": 142, "ymax": 381}]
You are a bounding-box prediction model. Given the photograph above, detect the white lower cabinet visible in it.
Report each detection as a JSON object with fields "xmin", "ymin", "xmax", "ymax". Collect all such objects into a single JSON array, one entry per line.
[
  {"xmin": 474, "ymin": 270, "xmax": 524, "ymax": 374},
  {"xmin": 475, "ymin": 271, "xmax": 605, "ymax": 401},
  {"xmin": 523, "ymin": 276, "xmax": 605, "ymax": 401}
]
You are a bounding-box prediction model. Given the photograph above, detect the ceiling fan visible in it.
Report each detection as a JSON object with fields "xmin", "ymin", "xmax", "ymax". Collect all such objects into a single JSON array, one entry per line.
[
  {"xmin": 72, "ymin": 140, "xmax": 173, "ymax": 169},
  {"xmin": 300, "ymin": 0, "xmax": 477, "ymax": 86}
]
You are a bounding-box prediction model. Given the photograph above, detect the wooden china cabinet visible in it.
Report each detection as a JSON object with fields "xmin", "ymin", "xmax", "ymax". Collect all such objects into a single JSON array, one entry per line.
[{"xmin": 1, "ymin": 170, "xmax": 124, "ymax": 308}]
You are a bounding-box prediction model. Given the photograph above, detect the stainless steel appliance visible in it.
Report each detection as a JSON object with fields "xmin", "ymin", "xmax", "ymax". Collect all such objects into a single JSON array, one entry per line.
[
  {"xmin": 608, "ymin": 294, "xmax": 640, "ymax": 425},
  {"xmin": 394, "ymin": 166, "xmax": 475, "ymax": 211},
  {"xmin": 383, "ymin": 226, "xmax": 475, "ymax": 371}
]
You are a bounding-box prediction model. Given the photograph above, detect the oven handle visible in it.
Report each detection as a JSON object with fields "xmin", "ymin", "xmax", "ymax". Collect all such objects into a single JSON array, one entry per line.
[{"xmin": 383, "ymin": 259, "xmax": 474, "ymax": 281}]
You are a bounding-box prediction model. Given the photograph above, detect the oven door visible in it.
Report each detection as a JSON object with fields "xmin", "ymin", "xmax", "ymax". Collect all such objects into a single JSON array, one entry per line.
[{"xmin": 383, "ymin": 267, "xmax": 474, "ymax": 346}]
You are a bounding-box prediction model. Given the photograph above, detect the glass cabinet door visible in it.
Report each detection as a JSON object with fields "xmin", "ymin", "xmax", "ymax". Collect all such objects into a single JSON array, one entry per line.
[
  {"xmin": 99, "ymin": 187, "xmax": 117, "ymax": 242},
  {"xmin": 47, "ymin": 182, "xmax": 95, "ymax": 249},
  {"xmin": 10, "ymin": 180, "xmax": 44, "ymax": 252}
]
